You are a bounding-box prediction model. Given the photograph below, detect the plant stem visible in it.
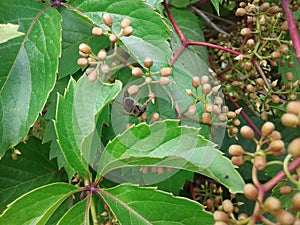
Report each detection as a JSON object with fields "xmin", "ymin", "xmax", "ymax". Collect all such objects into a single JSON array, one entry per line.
[
  {"xmin": 281, "ymin": 0, "xmax": 300, "ymax": 64},
  {"xmin": 90, "ymin": 196, "xmax": 98, "ymax": 225}
]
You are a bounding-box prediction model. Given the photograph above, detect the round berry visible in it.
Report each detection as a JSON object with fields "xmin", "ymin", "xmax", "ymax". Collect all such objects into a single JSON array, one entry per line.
[
  {"xmin": 186, "ymin": 89, "xmax": 193, "ymax": 96},
  {"xmin": 200, "ymin": 76, "xmax": 209, "ymax": 85},
  {"xmin": 202, "ymin": 112, "xmax": 211, "ymax": 124},
  {"xmin": 253, "ymin": 155, "xmax": 266, "ymax": 170},
  {"xmin": 79, "ymin": 43, "xmax": 92, "ymax": 54},
  {"xmin": 100, "ymin": 64, "xmax": 110, "ymax": 74},
  {"xmin": 287, "ymin": 101, "xmax": 300, "ymax": 115},
  {"xmin": 144, "ymin": 57, "xmax": 153, "ymax": 68},
  {"xmin": 127, "ymin": 85, "xmax": 139, "ymax": 95},
  {"xmin": 102, "ymin": 13, "xmax": 112, "ymax": 26},
  {"xmin": 159, "ymin": 77, "xmax": 170, "ymax": 86},
  {"xmin": 229, "ymin": 145, "xmax": 244, "ymax": 156},
  {"xmin": 264, "ymin": 196, "xmax": 281, "ymax": 213},
  {"xmin": 150, "ymin": 113, "xmax": 160, "ymax": 123},
  {"xmin": 280, "ymin": 185, "xmax": 293, "ymax": 195},
  {"xmin": 122, "ymin": 26, "xmax": 133, "ymax": 36},
  {"xmin": 213, "ymin": 211, "xmax": 229, "ymax": 222},
  {"xmin": 77, "ymin": 58, "xmax": 89, "ymax": 67},
  {"xmin": 240, "ymin": 125, "xmax": 255, "ymax": 139},
  {"xmin": 92, "ymin": 27, "xmax": 103, "ymax": 36},
  {"xmin": 281, "ymin": 113, "xmax": 299, "ymax": 128},
  {"xmin": 286, "ymin": 72, "xmax": 294, "ymax": 81},
  {"xmin": 240, "ymin": 28, "xmax": 251, "ymax": 37},
  {"xmin": 192, "ymin": 76, "xmax": 201, "ymax": 88},
  {"xmin": 261, "ymin": 122, "xmax": 275, "ymax": 136},
  {"xmin": 87, "ymin": 70, "xmax": 98, "ymax": 82},
  {"xmin": 160, "ymin": 67, "xmax": 172, "ymax": 76},
  {"xmin": 204, "ymin": 103, "xmax": 213, "ymax": 113},
  {"xmin": 243, "ymin": 183, "xmax": 258, "ymax": 201},
  {"xmin": 226, "ymin": 111, "xmax": 236, "ymax": 119},
  {"xmin": 202, "ymin": 83, "xmax": 211, "ymax": 95},
  {"xmin": 222, "ymin": 199, "xmax": 234, "ymax": 213},
  {"xmin": 109, "ymin": 34, "xmax": 118, "ymax": 43},
  {"xmin": 288, "ymin": 138, "xmax": 300, "ymax": 158},
  {"xmin": 292, "ymin": 193, "xmax": 300, "ymax": 210},
  {"xmin": 269, "ymin": 140, "xmax": 285, "ymax": 153},
  {"xmin": 145, "ymin": 77, "xmax": 152, "ymax": 84},
  {"xmin": 121, "ymin": 18, "xmax": 131, "ymax": 28},
  {"xmin": 132, "ymin": 67, "xmax": 144, "ymax": 78},
  {"xmin": 79, "ymin": 50, "xmax": 89, "ymax": 58},
  {"xmin": 231, "ymin": 156, "xmax": 244, "ymax": 166},
  {"xmin": 188, "ymin": 104, "xmax": 197, "ymax": 115},
  {"xmin": 275, "ymin": 210, "xmax": 295, "ymax": 225},
  {"xmin": 97, "ymin": 49, "xmax": 107, "ymax": 61},
  {"xmin": 236, "ymin": 8, "xmax": 247, "ymax": 16},
  {"xmin": 269, "ymin": 130, "xmax": 281, "ymax": 141}
]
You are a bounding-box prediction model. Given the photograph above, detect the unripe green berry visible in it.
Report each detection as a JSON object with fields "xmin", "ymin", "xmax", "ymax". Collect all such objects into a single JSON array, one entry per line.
[
  {"xmin": 159, "ymin": 77, "xmax": 170, "ymax": 86},
  {"xmin": 160, "ymin": 67, "xmax": 172, "ymax": 76},
  {"xmin": 261, "ymin": 122, "xmax": 275, "ymax": 136},
  {"xmin": 281, "ymin": 113, "xmax": 299, "ymax": 127},
  {"xmin": 102, "ymin": 13, "xmax": 113, "ymax": 26},
  {"xmin": 264, "ymin": 196, "xmax": 281, "ymax": 213},
  {"xmin": 132, "ymin": 67, "xmax": 144, "ymax": 78},
  {"xmin": 240, "ymin": 125, "xmax": 255, "ymax": 139},
  {"xmin": 77, "ymin": 58, "xmax": 89, "ymax": 67},
  {"xmin": 127, "ymin": 85, "xmax": 139, "ymax": 95},
  {"xmin": 92, "ymin": 27, "xmax": 103, "ymax": 36},
  {"xmin": 121, "ymin": 18, "xmax": 131, "ymax": 28},
  {"xmin": 144, "ymin": 57, "xmax": 153, "ymax": 68},
  {"xmin": 79, "ymin": 43, "xmax": 92, "ymax": 54},
  {"xmin": 243, "ymin": 183, "xmax": 258, "ymax": 201},
  {"xmin": 288, "ymin": 138, "xmax": 300, "ymax": 158},
  {"xmin": 122, "ymin": 26, "xmax": 133, "ymax": 36}
]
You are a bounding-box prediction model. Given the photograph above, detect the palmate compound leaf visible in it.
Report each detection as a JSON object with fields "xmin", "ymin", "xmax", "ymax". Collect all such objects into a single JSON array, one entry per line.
[
  {"xmin": 68, "ymin": 0, "xmax": 172, "ymax": 72},
  {"xmin": 100, "ymin": 183, "xmax": 214, "ymax": 224},
  {"xmin": 0, "ymin": 0, "xmax": 61, "ymax": 157},
  {"xmin": 54, "ymin": 76, "xmax": 122, "ymax": 178},
  {"xmin": 98, "ymin": 120, "xmax": 244, "ymax": 193},
  {"xmin": 0, "ymin": 183, "xmax": 78, "ymax": 225}
]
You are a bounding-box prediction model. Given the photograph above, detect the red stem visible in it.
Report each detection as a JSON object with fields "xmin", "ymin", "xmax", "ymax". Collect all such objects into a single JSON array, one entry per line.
[
  {"xmin": 226, "ymin": 94, "xmax": 262, "ymax": 138},
  {"xmin": 281, "ymin": 0, "xmax": 300, "ymax": 64}
]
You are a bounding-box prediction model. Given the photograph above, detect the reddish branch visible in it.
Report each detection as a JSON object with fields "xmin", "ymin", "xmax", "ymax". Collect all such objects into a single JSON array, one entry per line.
[{"xmin": 281, "ymin": 0, "xmax": 300, "ymax": 64}]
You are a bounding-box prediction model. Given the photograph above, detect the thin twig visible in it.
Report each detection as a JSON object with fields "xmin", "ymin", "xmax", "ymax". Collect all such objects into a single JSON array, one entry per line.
[
  {"xmin": 253, "ymin": 59, "xmax": 271, "ymax": 90},
  {"xmin": 190, "ymin": 6, "xmax": 230, "ymax": 37},
  {"xmin": 281, "ymin": 0, "xmax": 300, "ymax": 64}
]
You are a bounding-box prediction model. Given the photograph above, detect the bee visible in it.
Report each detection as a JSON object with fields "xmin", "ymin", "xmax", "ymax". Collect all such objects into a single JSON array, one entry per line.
[{"xmin": 122, "ymin": 90, "xmax": 152, "ymax": 117}]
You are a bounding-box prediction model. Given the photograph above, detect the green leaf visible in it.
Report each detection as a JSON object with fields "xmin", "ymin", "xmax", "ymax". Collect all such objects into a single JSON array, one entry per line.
[
  {"xmin": 100, "ymin": 183, "xmax": 214, "ymax": 224},
  {"xmin": 170, "ymin": 0, "xmax": 199, "ymax": 8},
  {"xmin": 58, "ymin": 7, "xmax": 110, "ymax": 78},
  {"xmin": 0, "ymin": 138, "xmax": 67, "ymax": 214},
  {"xmin": 0, "ymin": 0, "xmax": 61, "ymax": 157},
  {"xmin": 211, "ymin": 0, "xmax": 223, "ymax": 15},
  {"xmin": 57, "ymin": 198, "xmax": 87, "ymax": 225},
  {"xmin": 54, "ymin": 77, "xmax": 122, "ymax": 177},
  {"xmin": 0, "ymin": 183, "xmax": 78, "ymax": 225},
  {"xmin": 68, "ymin": 0, "xmax": 172, "ymax": 71},
  {"xmin": 99, "ymin": 120, "xmax": 244, "ymax": 193},
  {"xmin": 0, "ymin": 23, "xmax": 24, "ymax": 43}
]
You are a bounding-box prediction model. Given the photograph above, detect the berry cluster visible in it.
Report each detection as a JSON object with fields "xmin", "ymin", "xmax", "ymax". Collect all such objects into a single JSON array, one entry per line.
[
  {"xmin": 209, "ymin": 0, "xmax": 300, "ymax": 118},
  {"xmin": 77, "ymin": 14, "xmax": 134, "ymax": 83}
]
